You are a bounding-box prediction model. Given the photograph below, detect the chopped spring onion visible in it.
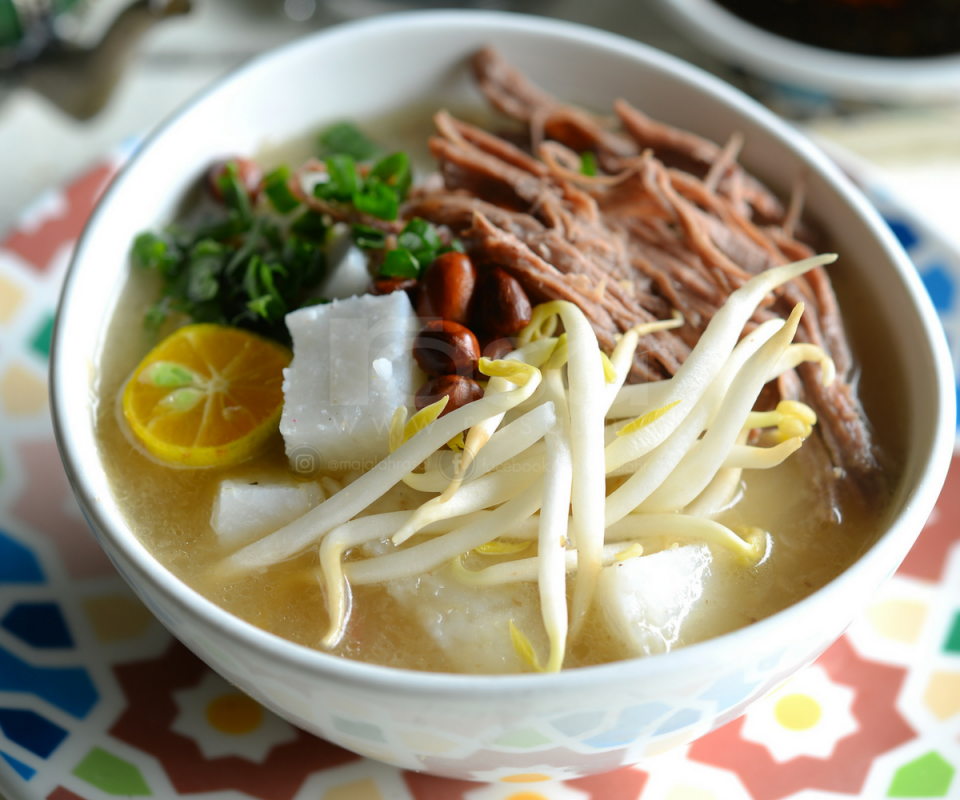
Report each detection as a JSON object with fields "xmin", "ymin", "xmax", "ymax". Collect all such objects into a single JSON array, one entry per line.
[
  {"xmin": 262, "ymin": 166, "xmax": 301, "ymax": 214},
  {"xmin": 318, "ymin": 121, "xmax": 381, "ymax": 162},
  {"xmin": 352, "ymin": 224, "xmax": 386, "ymax": 250},
  {"xmin": 132, "ymin": 177, "xmax": 328, "ymax": 342},
  {"xmin": 380, "ymin": 248, "xmax": 420, "ymax": 279},
  {"xmin": 580, "ymin": 151, "xmax": 598, "ymax": 177}
]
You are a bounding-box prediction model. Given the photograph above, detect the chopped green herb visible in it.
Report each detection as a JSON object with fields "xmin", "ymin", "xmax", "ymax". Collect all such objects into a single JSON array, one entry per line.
[
  {"xmin": 262, "ymin": 166, "xmax": 301, "ymax": 214},
  {"xmin": 369, "ymin": 152, "xmax": 411, "ymax": 200},
  {"xmin": 258, "ymin": 260, "xmax": 288, "ymax": 318},
  {"xmin": 580, "ymin": 151, "xmax": 597, "ymax": 177},
  {"xmin": 401, "ymin": 217, "xmax": 442, "ymax": 256},
  {"xmin": 312, "ymin": 141, "xmax": 411, "ymax": 221},
  {"xmin": 132, "ymin": 232, "xmax": 179, "ymax": 276},
  {"xmin": 132, "ymin": 121, "xmax": 418, "ymax": 342},
  {"xmin": 352, "ymin": 224, "xmax": 386, "ymax": 249},
  {"xmin": 352, "ymin": 181, "xmax": 399, "ymax": 221},
  {"xmin": 246, "ymin": 294, "xmax": 276, "ymax": 320},
  {"xmin": 144, "ymin": 300, "xmax": 171, "ymax": 331},
  {"xmin": 300, "ymin": 296, "xmax": 332, "ymax": 307},
  {"xmin": 284, "ymin": 238, "xmax": 327, "ymax": 290},
  {"xmin": 133, "ymin": 188, "xmax": 328, "ymax": 342},
  {"xmin": 315, "ymin": 154, "xmax": 362, "ymax": 203},
  {"xmin": 381, "ymin": 248, "xmax": 420, "ymax": 279},
  {"xmin": 290, "ymin": 210, "xmax": 327, "ymax": 241},
  {"xmin": 185, "ymin": 240, "xmax": 225, "ymax": 303},
  {"xmin": 318, "ymin": 121, "xmax": 381, "ymax": 162},
  {"xmin": 374, "ymin": 217, "xmax": 462, "ymax": 280},
  {"xmin": 215, "ymin": 161, "xmax": 253, "ymax": 221}
]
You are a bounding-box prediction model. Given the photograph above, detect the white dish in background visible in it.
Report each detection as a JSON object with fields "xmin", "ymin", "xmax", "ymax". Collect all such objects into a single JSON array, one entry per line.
[
  {"xmin": 653, "ymin": 0, "xmax": 960, "ymax": 104},
  {"xmin": 824, "ymin": 144, "xmax": 960, "ymax": 439},
  {"xmin": 50, "ymin": 10, "xmax": 955, "ymax": 781}
]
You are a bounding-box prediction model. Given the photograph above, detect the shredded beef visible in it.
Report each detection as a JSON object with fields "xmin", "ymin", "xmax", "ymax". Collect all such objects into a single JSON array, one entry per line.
[{"xmin": 405, "ymin": 48, "xmax": 881, "ymax": 486}]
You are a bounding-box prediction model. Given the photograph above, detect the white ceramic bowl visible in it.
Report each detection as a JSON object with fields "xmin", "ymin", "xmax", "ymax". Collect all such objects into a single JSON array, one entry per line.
[
  {"xmin": 51, "ymin": 10, "xmax": 955, "ymax": 781},
  {"xmin": 654, "ymin": 0, "xmax": 960, "ymax": 104}
]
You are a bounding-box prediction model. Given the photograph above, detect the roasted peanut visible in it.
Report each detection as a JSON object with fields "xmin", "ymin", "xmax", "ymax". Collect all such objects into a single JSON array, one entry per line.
[
  {"xmin": 470, "ymin": 267, "xmax": 532, "ymax": 337},
  {"xmin": 413, "ymin": 320, "xmax": 481, "ymax": 377},
  {"xmin": 415, "ymin": 375, "xmax": 485, "ymax": 416},
  {"xmin": 370, "ymin": 277, "xmax": 418, "ymax": 302},
  {"xmin": 479, "ymin": 336, "xmax": 515, "ymax": 362},
  {"xmin": 208, "ymin": 157, "xmax": 263, "ymax": 203},
  {"xmin": 417, "ymin": 251, "xmax": 477, "ymax": 326}
]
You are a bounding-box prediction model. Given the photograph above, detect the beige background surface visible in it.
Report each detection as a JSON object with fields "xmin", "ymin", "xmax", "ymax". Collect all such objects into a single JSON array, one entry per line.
[{"xmin": 2, "ymin": 0, "xmax": 957, "ymax": 251}]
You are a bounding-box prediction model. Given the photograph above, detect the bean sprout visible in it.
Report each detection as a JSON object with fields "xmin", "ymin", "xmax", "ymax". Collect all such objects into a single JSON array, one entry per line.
[
  {"xmin": 221, "ymin": 359, "xmax": 542, "ymax": 576},
  {"xmin": 537, "ymin": 369, "xmax": 573, "ymax": 672},
  {"xmin": 219, "ymin": 254, "xmax": 837, "ymax": 671}
]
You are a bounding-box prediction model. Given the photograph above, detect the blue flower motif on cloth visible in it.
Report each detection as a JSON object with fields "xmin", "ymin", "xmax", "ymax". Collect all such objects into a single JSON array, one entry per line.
[
  {"xmin": 1, "ymin": 750, "xmax": 36, "ymax": 780},
  {"xmin": 1, "ymin": 603, "xmax": 73, "ymax": 648},
  {"xmin": 877, "ymin": 198, "xmax": 960, "ymax": 434},
  {"xmin": 883, "ymin": 217, "xmax": 919, "ymax": 251},
  {"xmin": 171, "ymin": 670, "xmax": 296, "ymax": 763},
  {"xmin": 0, "ymin": 708, "xmax": 68, "ymax": 758},
  {"xmin": 919, "ymin": 263, "xmax": 957, "ymax": 314},
  {"xmin": 0, "ymin": 646, "xmax": 97, "ymax": 719},
  {"xmin": 739, "ymin": 664, "xmax": 858, "ymax": 762},
  {"xmin": 0, "ymin": 529, "xmax": 44, "ymax": 584}
]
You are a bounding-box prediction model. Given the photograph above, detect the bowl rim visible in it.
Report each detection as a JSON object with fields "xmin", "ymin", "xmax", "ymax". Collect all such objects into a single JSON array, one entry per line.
[
  {"xmin": 653, "ymin": 0, "xmax": 960, "ymax": 100},
  {"xmin": 51, "ymin": 8, "xmax": 956, "ymax": 698}
]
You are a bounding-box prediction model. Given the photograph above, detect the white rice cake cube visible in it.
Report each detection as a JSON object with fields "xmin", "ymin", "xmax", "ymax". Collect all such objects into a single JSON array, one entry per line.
[
  {"xmin": 281, "ymin": 292, "xmax": 422, "ymax": 471},
  {"xmin": 318, "ymin": 233, "xmax": 373, "ymax": 300},
  {"xmin": 384, "ymin": 566, "xmax": 547, "ymax": 675},
  {"xmin": 210, "ymin": 479, "xmax": 323, "ymax": 548},
  {"xmin": 598, "ymin": 544, "xmax": 712, "ymax": 657}
]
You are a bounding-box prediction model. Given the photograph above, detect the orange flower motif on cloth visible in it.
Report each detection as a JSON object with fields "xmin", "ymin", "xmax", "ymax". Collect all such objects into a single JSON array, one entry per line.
[
  {"xmin": 687, "ymin": 636, "xmax": 915, "ymax": 800},
  {"xmin": 171, "ymin": 671, "xmax": 297, "ymax": 763},
  {"xmin": 460, "ymin": 782, "xmax": 582, "ymax": 800},
  {"xmin": 740, "ymin": 665, "xmax": 858, "ymax": 762},
  {"xmin": 109, "ymin": 640, "xmax": 357, "ymax": 800}
]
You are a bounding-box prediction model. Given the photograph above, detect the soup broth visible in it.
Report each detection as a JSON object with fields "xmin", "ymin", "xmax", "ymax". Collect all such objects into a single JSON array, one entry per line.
[{"xmin": 94, "ymin": 95, "xmax": 905, "ymax": 674}]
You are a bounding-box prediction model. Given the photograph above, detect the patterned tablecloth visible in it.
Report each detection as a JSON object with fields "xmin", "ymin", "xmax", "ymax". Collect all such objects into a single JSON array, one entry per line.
[{"xmin": 0, "ymin": 154, "xmax": 958, "ymax": 800}]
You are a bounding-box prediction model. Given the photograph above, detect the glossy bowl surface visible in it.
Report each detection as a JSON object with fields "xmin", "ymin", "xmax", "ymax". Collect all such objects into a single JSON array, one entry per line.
[
  {"xmin": 51, "ymin": 10, "xmax": 955, "ymax": 781},
  {"xmin": 654, "ymin": 0, "xmax": 960, "ymax": 103}
]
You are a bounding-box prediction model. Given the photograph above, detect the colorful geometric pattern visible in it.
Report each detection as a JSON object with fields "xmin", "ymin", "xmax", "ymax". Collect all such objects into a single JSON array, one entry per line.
[{"xmin": 1, "ymin": 157, "xmax": 959, "ymax": 800}]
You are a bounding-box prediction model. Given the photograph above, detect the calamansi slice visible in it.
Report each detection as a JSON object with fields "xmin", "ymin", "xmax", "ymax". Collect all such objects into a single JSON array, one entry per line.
[{"xmin": 122, "ymin": 324, "xmax": 291, "ymax": 467}]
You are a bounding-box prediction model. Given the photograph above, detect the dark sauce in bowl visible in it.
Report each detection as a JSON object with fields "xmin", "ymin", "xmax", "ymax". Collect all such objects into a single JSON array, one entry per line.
[{"xmin": 717, "ymin": 0, "xmax": 960, "ymax": 58}]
